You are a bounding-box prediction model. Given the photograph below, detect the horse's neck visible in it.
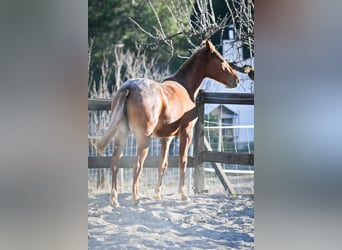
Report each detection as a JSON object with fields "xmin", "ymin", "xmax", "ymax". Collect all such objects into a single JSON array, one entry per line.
[{"xmin": 172, "ymin": 56, "xmax": 206, "ymax": 100}]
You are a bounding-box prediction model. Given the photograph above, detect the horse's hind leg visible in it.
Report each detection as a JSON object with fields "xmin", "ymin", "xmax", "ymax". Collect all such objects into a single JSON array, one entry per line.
[
  {"xmin": 155, "ymin": 137, "xmax": 173, "ymax": 200},
  {"xmin": 110, "ymin": 124, "xmax": 129, "ymax": 207},
  {"xmin": 132, "ymin": 136, "xmax": 149, "ymax": 206}
]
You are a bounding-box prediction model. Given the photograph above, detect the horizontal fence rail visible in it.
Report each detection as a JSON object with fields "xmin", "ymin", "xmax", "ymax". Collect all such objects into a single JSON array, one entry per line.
[
  {"xmin": 199, "ymin": 92, "xmax": 254, "ymax": 105},
  {"xmin": 88, "ymin": 99, "xmax": 112, "ymax": 110},
  {"xmin": 200, "ymin": 151, "xmax": 254, "ymax": 166},
  {"xmin": 88, "ymin": 92, "xmax": 254, "ymax": 111},
  {"xmin": 88, "ymin": 156, "xmax": 195, "ymax": 169}
]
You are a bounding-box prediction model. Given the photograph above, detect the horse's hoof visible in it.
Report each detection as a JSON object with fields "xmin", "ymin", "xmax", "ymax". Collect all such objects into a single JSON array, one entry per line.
[
  {"xmin": 133, "ymin": 199, "xmax": 140, "ymax": 206},
  {"xmin": 111, "ymin": 200, "xmax": 119, "ymax": 208},
  {"xmin": 182, "ymin": 195, "xmax": 191, "ymax": 201},
  {"xmin": 154, "ymin": 194, "xmax": 162, "ymax": 200}
]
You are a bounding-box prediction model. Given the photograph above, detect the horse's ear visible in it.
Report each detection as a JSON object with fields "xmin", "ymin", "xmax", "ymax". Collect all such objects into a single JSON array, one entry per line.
[{"xmin": 205, "ymin": 40, "xmax": 215, "ymax": 52}]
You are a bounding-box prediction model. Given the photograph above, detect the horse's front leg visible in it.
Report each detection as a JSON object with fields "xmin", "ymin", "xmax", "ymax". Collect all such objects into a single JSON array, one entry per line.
[
  {"xmin": 155, "ymin": 137, "xmax": 173, "ymax": 200},
  {"xmin": 132, "ymin": 137, "xmax": 149, "ymax": 206},
  {"xmin": 178, "ymin": 128, "xmax": 193, "ymax": 201}
]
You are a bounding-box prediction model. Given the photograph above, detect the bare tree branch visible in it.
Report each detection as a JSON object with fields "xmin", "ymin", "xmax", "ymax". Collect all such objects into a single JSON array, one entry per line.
[
  {"xmin": 229, "ymin": 63, "xmax": 254, "ymax": 80},
  {"xmin": 112, "ymin": 44, "xmax": 125, "ymax": 91},
  {"xmin": 123, "ymin": 45, "xmax": 170, "ymax": 81},
  {"xmin": 129, "ymin": 0, "xmax": 254, "ymax": 81},
  {"xmin": 88, "ymin": 38, "xmax": 95, "ymax": 94}
]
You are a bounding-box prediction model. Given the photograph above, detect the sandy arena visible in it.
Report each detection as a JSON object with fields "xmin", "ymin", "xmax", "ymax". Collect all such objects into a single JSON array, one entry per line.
[{"xmin": 88, "ymin": 192, "xmax": 254, "ymax": 249}]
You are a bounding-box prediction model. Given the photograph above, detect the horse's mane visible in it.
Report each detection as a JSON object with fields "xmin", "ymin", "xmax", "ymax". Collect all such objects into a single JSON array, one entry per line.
[
  {"xmin": 163, "ymin": 40, "xmax": 225, "ymax": 84},
  {"xmin": 163, "ymin": 42, "xmax": 208, "ymax": 82}
]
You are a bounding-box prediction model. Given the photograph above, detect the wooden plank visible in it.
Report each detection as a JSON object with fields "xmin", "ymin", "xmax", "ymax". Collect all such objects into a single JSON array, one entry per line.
[
  {"xmin": 193, "ymin": 90, "xmax": 206, "ymax": 193},
  {"xmin": 201, "ymin": 92, "xmax": 254, "ymax": 105},
  {"xmin": 87, "ymin": 92, "xmax": 254, "ymax": 111},
  {"xmin": 203, "ymin": 137, "xmax": 236, "ymax": 194},
  {"xmin": 200, "ymin": 151, "xmax": 254, "ymax": 166},
  {"xmin": 88, "ymin": 99, "xmax": 111, "ymax": 110},
  {"xmin": 204, "ymin": 168, "xmax": 254, "ymax": 175},
  {"xmin": 88, "ymin": 156, "xmax": 195, "ymax": 169},
  {"xmin": 193, "ymin": 90, "xmax": 206, "ymax": 159}
]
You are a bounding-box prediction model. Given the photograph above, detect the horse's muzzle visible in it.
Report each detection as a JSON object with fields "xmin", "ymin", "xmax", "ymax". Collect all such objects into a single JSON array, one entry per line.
[{"xmin": 228, "ymin": 77, "xmax": 239, "ymax": 88}]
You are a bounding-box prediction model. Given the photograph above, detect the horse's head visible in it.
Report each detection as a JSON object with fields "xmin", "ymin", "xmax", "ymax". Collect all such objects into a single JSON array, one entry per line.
[{"xmin": 202, "ymin": 40, "xmax": 239, "ymax": 88}]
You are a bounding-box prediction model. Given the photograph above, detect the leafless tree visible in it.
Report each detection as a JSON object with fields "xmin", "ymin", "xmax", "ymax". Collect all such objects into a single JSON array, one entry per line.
[
  {"xmin": 88, "ymin": 42, "xmax": 171, "ymax": 97},
  {"xmin": 124, "ymin": 45, "xmax": 170, "ymax": 81},
  {"xmin": 88, "ymin": 38, "xmax": 95, "ymax": 94},
  {"xmin": 123, "ymin": 46, "xmax": 149, "ymax": 79},
  {"xmin": 88, "ymin": 55, "xmax": 112, "ymax": 99},
  {"xmin": 112, "ymin": 44, "xmax": 125, "ymax": 91},
  {"xmin": 88, "ymin": 38, "xmax": 113, "ymax": 98},
  {"xmin": 129, "ymin": 0, "xmax": 254, "ymax": 80}
]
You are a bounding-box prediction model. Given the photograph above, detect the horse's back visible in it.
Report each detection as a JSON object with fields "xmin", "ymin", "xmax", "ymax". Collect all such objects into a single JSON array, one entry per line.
[{"xmin": 122, "ymin": 78, "xmax": 196, "ymax": 138}]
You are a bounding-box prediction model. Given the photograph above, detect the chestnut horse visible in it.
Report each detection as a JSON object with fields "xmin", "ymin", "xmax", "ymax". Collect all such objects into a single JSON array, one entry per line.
[{"xmin": 97, "ymin": 40, "xmax": 239, "ymax": 207}]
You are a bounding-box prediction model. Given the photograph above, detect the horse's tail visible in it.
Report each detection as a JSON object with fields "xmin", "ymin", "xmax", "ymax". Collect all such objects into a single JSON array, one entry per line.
[{"xmin": 96, "ymin": 89, "xmax": 129, "ymax": 154}]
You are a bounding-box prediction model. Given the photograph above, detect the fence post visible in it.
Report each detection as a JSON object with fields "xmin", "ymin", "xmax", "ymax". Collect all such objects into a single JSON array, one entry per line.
[{"xmin": 193, "ymin": 90, "xmax": 205, "ymax": 194}]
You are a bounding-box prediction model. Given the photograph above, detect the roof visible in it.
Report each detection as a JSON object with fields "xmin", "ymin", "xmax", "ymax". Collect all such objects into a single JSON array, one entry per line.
[{"xmin": 206, "ymin": 104, "xmax": 238, "ymax": 116}]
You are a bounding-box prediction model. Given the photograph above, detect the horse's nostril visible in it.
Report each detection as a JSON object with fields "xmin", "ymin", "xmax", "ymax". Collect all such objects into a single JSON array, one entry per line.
[{"xmin": 231, "ymin": 78, "xmax": 239, "ymax": 87}]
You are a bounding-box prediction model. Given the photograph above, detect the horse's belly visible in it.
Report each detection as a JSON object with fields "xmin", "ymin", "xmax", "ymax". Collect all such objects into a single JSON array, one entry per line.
[
  {"xmin": 151, "ymin": 105, "xmax": 198, "ymax": 138},
  {"xmin": 151, "ymin": 122, "xmax": 180, "ymax": 138}
]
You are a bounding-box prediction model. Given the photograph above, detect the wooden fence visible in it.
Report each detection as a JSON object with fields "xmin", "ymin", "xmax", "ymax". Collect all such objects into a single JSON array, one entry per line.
[{"xmin": 88, "ymin": 90, "xmax": 254, "ymax": 194}]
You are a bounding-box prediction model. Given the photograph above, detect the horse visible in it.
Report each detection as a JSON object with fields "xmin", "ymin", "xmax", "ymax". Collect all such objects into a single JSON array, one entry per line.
[{"xmin": 97, "ymin": 40, "xmax": 239, "ymax": 207}]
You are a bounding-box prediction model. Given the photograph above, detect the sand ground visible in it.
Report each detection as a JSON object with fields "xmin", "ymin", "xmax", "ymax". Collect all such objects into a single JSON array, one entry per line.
[{"xmin": 88, "ymin": 192, "xmax": 254, "ymax": 249}]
